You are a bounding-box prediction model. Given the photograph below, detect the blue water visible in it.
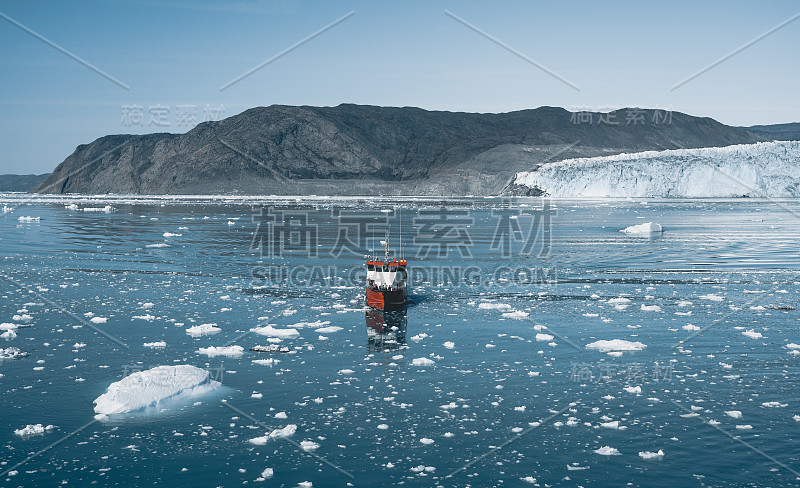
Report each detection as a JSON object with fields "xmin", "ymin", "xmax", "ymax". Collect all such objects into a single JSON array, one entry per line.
[{"xmin": 1, "ymin": 195, "xmax": 799, "ymax": 487}]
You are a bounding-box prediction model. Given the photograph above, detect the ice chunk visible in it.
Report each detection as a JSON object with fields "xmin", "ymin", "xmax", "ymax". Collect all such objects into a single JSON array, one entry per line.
[
  {"xmin": 90, "ymin": 317, "xmax": 108, "ymax": 324},
  {"xmin": 741, "ymin": 329, "xmax": 763, "ymax": 340},
  {"xmin": 478, "ymin": 302, "xmax": 511, "ymax": 310},
  {"xmin": 698, "ymin": 294, "xmax": 724, "ymax": 302},
  {"xmin": 143, "ymin": 341, "xmax": 166, "ymax": 348},
  {"xmin": 301, "ymin": 440, "xmax": 320, "ymax": 452},
  {"xmin": 186, "ymin": 324, "xmax": 221, "ymax": 337},
  {"xmin": 502, "ymin": 310, "xmax": 529, "ymax": 319},
  {"xmin": 725, "ymin": 410, "xmax": 742, "ymax": 419},
  {"xmin": 535, "ymin": 333, "xmax": 554, "ymax": 342},
  {"xmin": 621, "ymin": 222, "xmax": 663, "ymax": 234},
  {"xmin": 594, "ymin": 446, "xmax": 621, "ymax": 456},
  {"xmin": 18, "ymin": 216, "xmax": 40, "ymax": 222},
  {"xmin": 411, "ymin": 357, "xmax": 435, "ymax": 366},
  {"xmin": 197, "ymin": 346, "xmax": 244, "ymax": 358},
  {"xmin": 419, "ymin": 438, "xmax": 434, "ymax": 445},
  {"xmin": 443, "ymin": 341, "xmax": 455, "ymax": 349},
  {"xmin": 316, "ymin": 326, "xmax": 342, "ymax": 334},
  {"xmin": 639, "ymin": 450, "xmax": 664, "ymax": 460},
  {"xmin": 586, "ymin": 339, "xmax": 646, "ymax": 353},
  {"xmin": 93, "ymin": 365, "xmax": 220, "ymax": 415},
  {"xmin": 0, "ymin": 347, "xmax": 28, "ymax": 359},
  {"xmin": 623, "ymin": 386, "xmax": 642, "ymax": 394},
  {"xmin": 641, "ymin": 304, "xmax": 662, "ymax": 312},
  {"xmin": 14, "ymin": 424, "xmax": 55, "ymax": 436},
  {"xmin": 250, "ymin": 325, "xmax": 300, "ymax": 338}
]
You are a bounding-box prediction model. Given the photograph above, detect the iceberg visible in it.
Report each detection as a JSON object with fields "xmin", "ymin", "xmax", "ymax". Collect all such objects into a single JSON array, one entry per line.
[
  {"xmin": 621, "ymin": 222, "xmax": 663, "ymax": 234},
  {"xmin": 250, "ymin": 325, "xmax": 300, "ymax": 338},
  {"xmin": 185, "ymin": 323, "xmax": 221, "ymax": 337},
  {"xmin": 513, "ymin": 141, "xmax": 800, "ymax": 197},
  {"xmin": 93, "ymin": 365, "xmax": 220, "ymax": 415},
  {"xmin": 14, "ymin": 424, "xmax": 55, "ymax": 437},
  {"xmin": 197, "ymin": 345, "xmax": 244, "ymax": 358},
  {"xmin": 585, "ymin": 339, "xmax": 646, "ymax": 353}
]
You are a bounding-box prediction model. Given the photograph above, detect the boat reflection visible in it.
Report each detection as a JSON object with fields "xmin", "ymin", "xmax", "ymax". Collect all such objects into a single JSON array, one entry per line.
[{"xmin": 365, "ymin": 308, "xmax": 407, "ymax": 352}]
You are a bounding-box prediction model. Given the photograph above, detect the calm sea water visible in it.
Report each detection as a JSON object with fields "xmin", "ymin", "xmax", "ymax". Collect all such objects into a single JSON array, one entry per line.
[{"xmin": 1, "ymin": 194, "xmax": 799, "ymax": 487}]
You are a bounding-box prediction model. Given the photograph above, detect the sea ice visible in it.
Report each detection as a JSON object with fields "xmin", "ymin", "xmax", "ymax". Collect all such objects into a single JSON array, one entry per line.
[
  {"xmin": 502, "ymin": 310, "xmax": 529, "ymax": 319},
  {"xmin": 638, "ymin": 450, "xmax": 665, "ymax": 460},
  {"xmin": 93, "ymin": 365, "xmax": 220, "ymax": 415},
  {"xmin": 250, "ymin": 325, "xmax": 300, "ymax": 338},
  {"xmin": 725, "ymin": 410, "xmax": 742, "ymax": 419},
  {"xmin": 197, "ymin": 346, "xmax": 244, "ymax": 358},
  {"xmin": 186, "ymin": 324, "xmax": 221, "ymax": 337},
  {"xmin": 621, "ymin": 222, "xmax": 663, "ymax": 234},
  {"xmin": 594, "ymin": 446, "xmax": 621, "ymax": 456},
  {"xmin": 411, "ymin": 357, "xmax": 435, "ymax": 366},
  {"xmin": 585, "ymin": 339, "xmax": 646, "ymax": 353},
  {"xmin": 14, "ymin": 424, "xmax": 55, "ymax": 436},
  {"xmin": 143, "ymin": 341, "xmax": 166, "ymax": 348},
  {"xmin": 742, "ymin": 329, "xmax": 763, "ymax": 340}
]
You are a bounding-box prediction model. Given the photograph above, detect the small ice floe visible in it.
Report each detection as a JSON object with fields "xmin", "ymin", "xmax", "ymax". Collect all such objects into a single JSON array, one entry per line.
[
  {"xmin": 2, "ymin": 205, "xmax": 14, "ymax": 213},
  {"xmin": 411, "ymin": 357, "xmax": 435, "ymax": 366},
  {"xmin": 132, "ymin": 314, "xmax": 156, "ymax": 321},
  {"xmin": 586, "ymin": 339, "xmax": 646, "ymax": 353},
  {"xmin": 250, "ymin": 424, "xmax": 297, "ymax": 444},
  {"xmin": 623, "ymin": 386, "xmax": 642, "ymax": 394},
  {"xmin": 641, "ymin": 304, "xmax": 662, "ymax": 312},
  {"xmin": 594, "ymin": 446, "xmax": 621, "ymax": 456},
  {"xmin": 338, "ymin": 369, "xmax": 355, "ymax": 375},
  {"xmin": 90, "ymin": 317, "xmax": 108, "ymax": 324},
  {"xmin": 249, "ymin": 344, "xmax": 291, "ymax": 353},
  {"xmin": 735, "ymin": 424, "xmax": 753, "ymax": 430},
  {"xmin": 14, "ymin": 424, "xmax": 55, "ymax": 437},
  {"xmin": 300, "ymin": 440, "xmax": 320, "ymax": 452},
  {"xmin": 0, "ymin": 347, "xmax": 28, "ymax": 359},
  {"xmin": 608, "ymin": 297, "xmax": 631, "ymax": 304},
  {"xmin": 18, "ymin": 216, "xmax": 40, "ymax": 222},
  {"xmin": 682, "ymin": 324, "xmax": 700, "ymax": 332},
  {"xmin": 761, "ymin": 401, "xmax": 787, "ymax": 408},
  {"xmin": 250, "ymin": 325, "xmax": 300, "ymax": 338},
  {"xmin": 793, "ymin": 415, "xmax": 800, "ymax": 422},
  {"xmin": 145, "ymin": 243, "xmax": 170, "ymax": 248},
  {"xmin": 535, "ymin": 333, "xmax": 554, "ymax": 342},
  {"xmin": 725, "ymin": 410, "xmax": 742, "ymax": 419},
  {"xmin": 274, "ymin": 412, "xmax": 287, "ymax": 419},
  {"xmin": 82, "ymin": 205, "xmax": 114, "ymax": 213},
  {"xmin": 698, "ymin": 294, "xmax": 724, "ymax": 302},
  {"xmin": 478, "ymin": 302, "xmax": 511, "ymax": 310},
  {"xmin": 197, "ymin": 346, "xmax": 244, "ymax": 358},
  {"xmin": 143, "ymin": 341, "xmax": 166, "ymax": 348},
  {"xmin": 620, "ymin": 222, "xmax": 662, "ymax": 234},
  {"xmin": 252, "ymin": 358, "xmax": 279, "ymax": 366},
  {"xmin": 741, "ymin": 329, "xmax": 763, "ymax": 340},
  {"xmin": 316, "ymin": 326, "xmax": 342, "ymax": 334},
  {"xmin": 186, "ymin": 323, "xmax": 221, "ymax": 337},
  {"xmin": 502, "ymin": 310, "xmax": 529, "ymax": 319},
  {"xmin": 443, "ymin": 341, "xmax": 455, "ymax": 349},
  {"xmin": 410, "ymin": 333, "xmax": 428, "ymax": 342},
  {"xmin": 419, "ymin": 438, "xmax": 434, "ymax": 445},
  {"xmin": 599, "ymin": 420, "xmax": 625, "ymax": 429},
  {"xmin": 639, "ymin": 450, "xmax": 665, "ymax": 460},
  {"xmin": 521, "ymin": 476, "xmax": 537, "ymax": 483},
  {"xmin": 162, "ymin": 232, "xmax": 182, "ymax": 237},
  {"xmin": 93, "ymin": 365, "xmax": 221, "ymax": 415}
]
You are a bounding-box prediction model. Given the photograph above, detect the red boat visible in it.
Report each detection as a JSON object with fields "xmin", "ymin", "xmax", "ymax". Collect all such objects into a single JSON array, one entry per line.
[{"xmin": 365, "ymin": 235, "xmax": 408, "ymax": 311}]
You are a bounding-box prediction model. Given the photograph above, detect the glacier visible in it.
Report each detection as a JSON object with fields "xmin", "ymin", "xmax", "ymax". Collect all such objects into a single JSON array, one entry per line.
[
  {"xmin": 93, "ymin": 365, "xmax": 221, "ymax": 416},
  {"xmin": 513, "ymin": 141, "xmax": 800, "ymax": 197}
]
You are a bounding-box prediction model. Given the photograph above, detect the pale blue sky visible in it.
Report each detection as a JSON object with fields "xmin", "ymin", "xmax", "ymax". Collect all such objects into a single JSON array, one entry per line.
[{"xmin": 1, "ymin": 0, "xmax": 798, "ymax": 173}]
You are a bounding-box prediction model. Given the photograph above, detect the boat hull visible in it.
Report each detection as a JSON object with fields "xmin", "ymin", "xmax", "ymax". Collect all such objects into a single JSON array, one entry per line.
[{"xmin": 365, "ymin": 287, "xmax": 407, "ymax": 311}]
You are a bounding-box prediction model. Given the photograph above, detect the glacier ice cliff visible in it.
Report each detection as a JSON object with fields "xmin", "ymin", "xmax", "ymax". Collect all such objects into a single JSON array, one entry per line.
[{"xmin": 513, "ymin": 141, "xmax": 800, "ymax": 197}]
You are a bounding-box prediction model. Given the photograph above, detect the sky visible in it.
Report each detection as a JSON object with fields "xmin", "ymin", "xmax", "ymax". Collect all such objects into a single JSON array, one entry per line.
[{"xmin": 1, "ymin": 0, "xmax": 798, "ymax": 174}]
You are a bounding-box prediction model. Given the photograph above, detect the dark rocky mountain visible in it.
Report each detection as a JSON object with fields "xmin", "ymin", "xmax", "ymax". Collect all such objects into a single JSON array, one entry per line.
[
  {"xmin": 0, "ymin": 174, "xmax": 48, "ymax": 192},
  {"xmin": 32, "ymin": 104, "xmax": 792, "ymax": 196}
]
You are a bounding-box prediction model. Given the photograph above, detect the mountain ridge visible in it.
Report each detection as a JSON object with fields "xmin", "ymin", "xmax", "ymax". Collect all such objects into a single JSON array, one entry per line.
[{"xmin": 32, "ymin": 104, "xmax": 796, "ymax": 196}]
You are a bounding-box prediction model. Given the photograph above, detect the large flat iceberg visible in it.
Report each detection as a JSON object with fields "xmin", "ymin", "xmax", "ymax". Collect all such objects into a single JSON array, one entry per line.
[
  {"xmin": 513, "ymin": 141, "xmax": 800, "ymax": 197},
  {"xmin": 93, "ymin": 365, "xmax": 220, "ymax": 415}
]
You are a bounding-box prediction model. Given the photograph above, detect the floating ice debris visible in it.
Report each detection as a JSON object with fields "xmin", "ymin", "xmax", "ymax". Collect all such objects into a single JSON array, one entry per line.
[
  {"xmin": 608, "ymin": 297, "xmax": 631, "ymax": 304},
  {"xmin": 90, "ymin": 317, "xmax": 108, "ymax": 324},
  {"xmin": 288, "ymin": 320, "xmax": 330, "ymax": 328},
  {"xmin": 521, "ymin": 476, "xmax": 537, "ymax": 483},
  {"xmin": 186, "ymin": 324, "xmax": 221, "ymax": 337},
  {"xmin": 93, "ymin": 365, "xmax": 221, "ymax": 415},
  {"xmin": 257, "ymin": 468, "xmax": 274, "ymax": 480},
  {"xmin": 624, "ymin": 386, "xmax": 642, "ymax": 394},
  {"xmin": 377, "ymin": 424, "xmax": 389, "ymax": 430},
  {"xmin": 478, "ymin": 302, "xmax": 512, "ymax": 310},
  {"xmin": 639, "ymin": 450, "xmax": 665, "ymax": 460},
  {"xmin": 252, "ymin": 358, "xmax": 280, "ymax": 366},
  {"xmin": 741, "ymin": 329, "xmax": 763, "ymax": 340},
  {"xmin": 641, "ymin": 304, "xmax": 662, "ymax": 312},
  {"xmin": 250, "ymin": 345, "xmax": 291, "ymax": 353},
  {"xmin": 725, "ymin": 410, "xmax": 742, "ymax": 419},
  {"xmin": 249, "ymin": 424, "xmax": 298, "ymax": 444},
  {"xmin": 143, "ymin": 341, "xmax": 166, "ymax": 348},
  {"xmin": 535, "ymin": 333, "xmax": 554, "ymax": 342},
  {"xmin": 0, "ymin": 347, "xmax": 28, "ymax": 359},
  {"xmin": 18, "ymin": 216, "xmax": 40, "ymax": 222},
  {"xmin": 698, "ymin": 294, "xmax": 725, "ymax": 302},
  {"xmin": 594, "ymin": 446, "xmax": 621, "ymax": 456},
  {"xmin": 585, "ymin": 339, "xmax": 646, "ymax": 353},
  {"xmin": 620, "ymin": 222, "xmax": 663, "ymax": 234},
  {"xmin": 298, "ymin": 440, "xmax": 320, "ymax": 452},
  {"xmin": 251, "ymin": 392, "xmax": 263, "ymax": 399},
  {"xmin": 761, "ymin": 401, "xmax": 787, "ymax": 408},
  {"xmin": 14, "ymin": 424, "xmax": 55, "ymax": 437},
  {"xmin": 682, "ymin": 324, "xmax": 700, "ymax": 332},
  {"xmin": 82, "ymin": 205, "xmax": 114, "ymax": 213},
  {"xmin": 250, "ymin": 325, "xmax": 300, "ymax": 338},
  {"xmin": 132, "ymin": 314, "xmax": 156, "ymax": 321},
  {"xmin": 2, "ymin": 205, "xmax": 14, "ymax": 213},
  {"xmin": 275, "ymin": 412, "xmax": 287, "ymax": 419},
  {"xmin": 600, "ymin": 421, "xmax": 623, "ymax": 429},
  {"xmin": 197, "ymin": 346, "xmax": 244, "ymax": 358},
  {"xmin": 411, "ymin": 357, "xmax": 435, "ymax": 366},
  {"xmin": 410, "ymin": 333, "xmax": 428, "ymax": 342},
  {"xmin": 735, "ymin": 424, "xmax": 753, "ymax": 430},
  {"xmin": 502, "ymin": 310, "xmax": 529, "ymax": 319},
  {"xmin": 443, "ymin": 341, "xmax": 455, "ymax": 349},
  {"xmin": 163, "ymin": 232, "xmax": 182, "ymax": 237},
  {"xmin": 338, "ymin": 369, "xmax": 355, "ymax": 375},
  {"xmin": 145, "ymin": 243, "xmax": 170, "ymax": 248}
]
